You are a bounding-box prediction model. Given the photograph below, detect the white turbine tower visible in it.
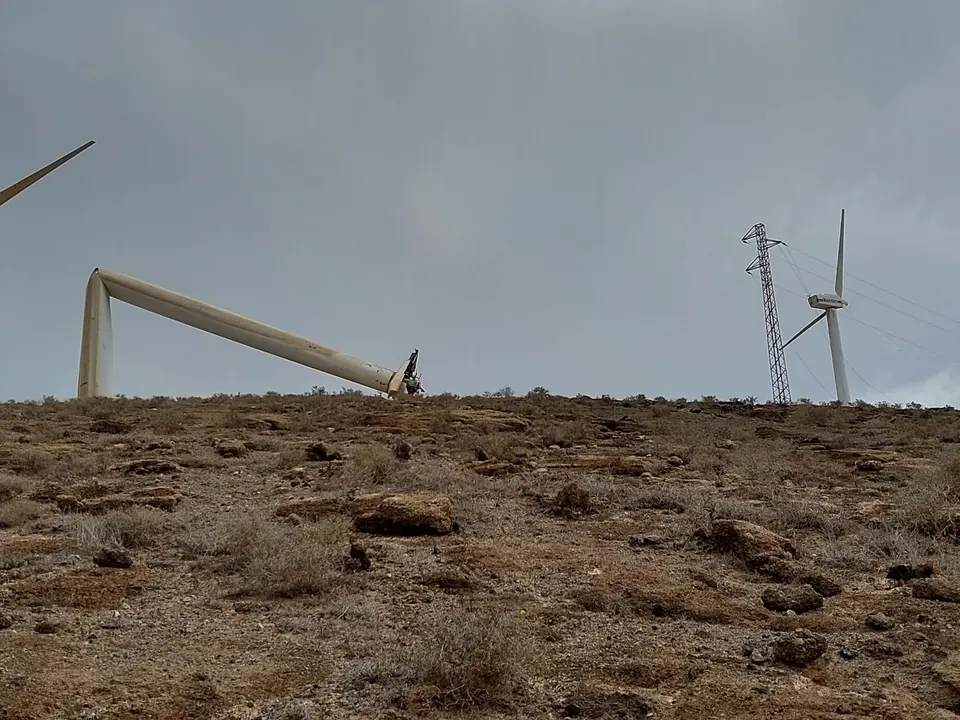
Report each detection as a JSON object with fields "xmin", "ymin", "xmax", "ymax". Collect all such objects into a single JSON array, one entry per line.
[{"xmin": 782, "ymin": 209, "xmax": 851, "ymax": 405}]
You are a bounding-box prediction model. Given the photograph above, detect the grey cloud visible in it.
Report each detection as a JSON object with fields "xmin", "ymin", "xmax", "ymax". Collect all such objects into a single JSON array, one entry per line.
[{"xmin": 2, "ymin": 1, "xmax": 959, "ymax": 402}]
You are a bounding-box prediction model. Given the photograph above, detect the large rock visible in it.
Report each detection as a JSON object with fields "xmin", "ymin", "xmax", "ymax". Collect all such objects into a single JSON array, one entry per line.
[
  {"xmin": 912, "ymin": 578, "xmax": 960, "ymax": 604},
  {"xmin": 761, "ymin": 584, "xmax": 824, "ymax": 614},
  {"xmin": 710, "ymin": 519, "xmax": 796, "ymax": 568},
  {"xmin": 762, "ymin": 558, "xmax": 842, "ymax": 597},
  {"xmin": 353, "ymin": 493, "xmax": 456, "ymax": 536},
  {"xmin": 772, "ymin": 629, "xmax": 828, "ymax": 667}
]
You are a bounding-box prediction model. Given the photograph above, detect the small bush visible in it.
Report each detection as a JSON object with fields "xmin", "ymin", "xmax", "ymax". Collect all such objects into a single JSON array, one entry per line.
[
  {"xmin": 181, "ymin": 513, "xmax": 349, "ymax": 598},
  {"xmin": 401, "ymin": 609, "xmax": 532, "ymax": 709},
  {"xmin": 540, "ymin": 420, "xmax": 590, "ymax": 449},
  {"xmin": 0, "ymin": 499, "xmax": 45, "ymax": 528},
  {"xmin": 554, "ymin": 481, "xmax": 596, "ymax": 518},
  {"xmin": 347, "ymin": 445, "xmax": 400, "ymax": 485},
  {"xmin": 6, "ymin": 449, "xmax": 54, "ymax": 476},
  {"xmin": 0, "ymin": 474, "xmax": 28, "ymax": 501},
  {"xmin": 474, "ymin": 432, "xmax": 526, "ymax": 462},
  {"xmin": 69, "ymin": 509, "xmax": 164, "ymax": 551}
]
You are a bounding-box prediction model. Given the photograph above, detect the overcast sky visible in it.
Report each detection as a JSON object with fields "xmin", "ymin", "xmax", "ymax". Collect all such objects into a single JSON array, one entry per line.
[{"xmin": 3, "ymin": 1, "xmax": 960, "ymax": 404}]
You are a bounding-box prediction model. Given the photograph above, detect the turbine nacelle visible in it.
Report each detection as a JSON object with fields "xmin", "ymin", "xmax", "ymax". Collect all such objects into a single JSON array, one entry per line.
[{"xmin": 807, "ymin": 293, "xmax": 847, "ymax": 310}]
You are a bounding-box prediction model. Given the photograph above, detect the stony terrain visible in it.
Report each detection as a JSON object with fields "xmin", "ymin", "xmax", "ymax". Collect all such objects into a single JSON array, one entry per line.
[{"xmin": 1, "ymin": 391, "xmax": 960, "ymax": 719}]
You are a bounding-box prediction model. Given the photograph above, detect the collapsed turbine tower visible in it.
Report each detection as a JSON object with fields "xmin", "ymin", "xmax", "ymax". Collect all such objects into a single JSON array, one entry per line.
[
  {"xmin": 78, "ymin": 268, "xmax": 422, "ymax": 399},
  {"xmin": 782, "ymin": 209, "xmax": 851, "ymax": 405}
]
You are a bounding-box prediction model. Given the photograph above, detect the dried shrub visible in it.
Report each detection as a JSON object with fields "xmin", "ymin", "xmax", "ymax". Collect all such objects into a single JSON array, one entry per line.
[
  {"xmin": 0, "ymin": 474, "xmax": 28, "ymax": 502},
  {"xmin": 68, "ymin": 509, "xmax": 165, "ymax": 551},
  {"xmin": 0, "ymin": 499, "xmax": 45, "ymax": 528},
  {"xmin": 540, "ymin": 420, "xmax": 591, "ymax": 448},
  {"xmin": 346, "ymin": 445, "xmax": 400, "ymax": 485},
  {"xmin": 152, "ymin": 410, "xmax": 185, "ymax": 435},
  {"xmin": 6, "ymin": 449, "xmax": 54, "ymax": 476},
  {"xmin": 554, "ymin": 481, "xmax": 596, "ymax": 518},
  {"xmin": 474, "ymin": 432, "xmax": 526, "ymax": 462},
  {"xmin": 401, "ymin": 609, "xmax": 532, "ymax": 709},
  {"xmin": 181, "ymin": 513, "xmax": 348, "ymax": 598}
]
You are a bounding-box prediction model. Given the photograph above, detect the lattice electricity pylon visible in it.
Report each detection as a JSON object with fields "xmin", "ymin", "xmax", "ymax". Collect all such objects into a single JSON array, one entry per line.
[{"xmin": 742, "ymin": 223, "xmax": 791, "ymax": 404}]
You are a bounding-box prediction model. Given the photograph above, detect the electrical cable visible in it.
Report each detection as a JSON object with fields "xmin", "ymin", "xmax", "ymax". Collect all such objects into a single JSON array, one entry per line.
[
  {"xmin": 781, "ymin": 244, "xmax": 811, "ymax": 296},
  {"xmin": 789, "ymin": 349, "xmax": 833, "ymax": 397},
  {"xmin": 844, "ymin": 358, "xmax": 897, "ymax": 403},
  {"xmin": 767, "ymin": 276, "xmax": 958, "ymax": 402},
  {"xmin": 779, "ymin": 242, "xmax": 960, "ymax": 329},
  {"xmin": 773, "ymin": 250, "xmax": 960, "ymax": 340}
]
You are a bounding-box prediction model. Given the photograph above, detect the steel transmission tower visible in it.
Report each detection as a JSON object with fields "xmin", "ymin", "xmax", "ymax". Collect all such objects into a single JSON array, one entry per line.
[{"xmin": 742, "ymin": 223, "xmax": 791, "ymax": 404}]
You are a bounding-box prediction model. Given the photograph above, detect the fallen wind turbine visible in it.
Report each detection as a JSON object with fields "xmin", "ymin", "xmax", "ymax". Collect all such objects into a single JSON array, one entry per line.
[
  {"xmin": 78, "ymin": 268, "xmax": 422, "ymax": 399},
  {"xmin": 1, "ymin": 141, "xmax": 95, "ymax": 210},
  {"xmin": 782, "ymin": 209, "xmax": 851, "ymax": 405}
]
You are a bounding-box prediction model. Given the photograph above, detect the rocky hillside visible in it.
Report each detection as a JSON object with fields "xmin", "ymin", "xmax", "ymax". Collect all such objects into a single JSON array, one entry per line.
[{"xmin": 1, "ymin": 393, "xmax": 959, "ymax": 719}]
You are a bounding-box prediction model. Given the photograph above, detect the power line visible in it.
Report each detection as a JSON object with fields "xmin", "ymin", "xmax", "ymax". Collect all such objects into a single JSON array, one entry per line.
[
  {"xmin": 773, "ymin": 250, "xmax": 960, "ymax": 340},
  {"xmin": 779, "ymin": 242, "xmax": 960, "ymax": 329},
  {"xmin": 771, "ymin": 278, "xmax": 949, "ymax": 402},
  {"xmin": 773, "ymin": 277, "xmax": 959, "ymax": 364},
  {"xmin": 789, "ymin": 349, "xmax": 832, "ymax": 397},
  {"xmin": 844, "ymin": 358, "xmax": 896, "ymax": 403}
]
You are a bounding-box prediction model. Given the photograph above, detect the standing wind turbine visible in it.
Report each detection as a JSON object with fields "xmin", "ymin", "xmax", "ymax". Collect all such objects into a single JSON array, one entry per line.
[
  {"xmin": 0, "ymin": 141, "xmax": 95, "ymax": 210},
  {"xmin": 782, "ymin": 209, "xmax": 851, "ymax": 405}
]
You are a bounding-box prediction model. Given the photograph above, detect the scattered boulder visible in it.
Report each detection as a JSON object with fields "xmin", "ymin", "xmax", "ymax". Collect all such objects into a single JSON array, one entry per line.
[
  {"xmin": 90, "ymin": 419, "xmax": 131, "ymax": 434},
  {"xmin": 353, "ymin": 494, "xmax": 456, "ymax": 536},
  {"xmin": 214, "ymin": 439, "xmax": 247, "ymax": 458},
  {"xmin": 283, "ymin": 467, "xmax": 309, "ymax": 482},
  {"xmin": 865, "ymin": 613, "xmax": 896, "ymax": 631},
  {"xmin": 628, "ymin": 534, "xmax": 665, "ymax": 548},
  {"xmin": 0, "ymin": 611, "xmax": 13, "ymax": 629},
  {"xmin": 762, "ymin": 558, "xmax": 842, "ymax": 597},
  {"xmin": 772, "ymin": 629, "xmax": 828, "ymax": 667},
  {"xmin": 470, "ymin": 460, "xmax": 519, "ymax": 477},
  {"xmin": 145, "ymin": 440, "xmax": 174, "ymax": 452},
  {"xmin": 912, "ymin": 578, "xmax": 960, "ymax": 604},
  {"xmin": 666, "ymin": 455, "xmax": 685, "ymax": 467},
  {"xmin": 345, "ymin": 542, "xmax": 371, "ymax": 573},
  {"xmin": 393, "ymin": 440, "xmax": 413, "ymax": 461},
  {"xmin": 710, "ymin": 519, "xmax": 796, "ymax": 568},
  {"xmin": 93, "ymin": 546, "xmax": 134, "ymax": 569},
  {"xmin": 56, "ymin": 488, "xmax": 182, "ymax": 513},
  {"xmin": 275, "ymin": 496, "xmax": 343, "ymax": 521},
  {"xmin": 933, "ymin": 653, "xmax": 960, "ymax": 695},
  {"xmin": 109, "ymin": 458, "xmax": 182, "ymax": 476},
  {"xmin": 856, "ymin": 458, "xmax": 884, "ymax": 472},
  {"xmin": 887, "ymin": 563, "xmax": 934, "ymax": 582},
  {"xmin": 86, "ymin": 487, "xmax": 182, "ymax": 513},
  {"xmin": 761, "ymin": 584, "xmax": 824, "ymax": 614},
  {"xmin": 34, "ymin": 620, "xmax": 59, "ymax": 634},
  {"xmin": 716, "ymin": 439, "xmax": 738, "ymax": 450},
  {"xmin": 245, "ymin": 414, "xmax": 289, "ymax": 431},
  {"xmin": 304, "ymin": 442, "xmax": 342, "ymax": 462}
]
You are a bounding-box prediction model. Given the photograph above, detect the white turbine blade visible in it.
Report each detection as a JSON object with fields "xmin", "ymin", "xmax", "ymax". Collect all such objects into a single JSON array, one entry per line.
[
  {"xmin": 0, "ymin": 140, "xmax": 95, "ymax": 209},
  {"xmin": 835, "ymin": 208, "xmax": 845, "ymax": 297},
  {"xmin": 782, "ymin": 311, "xmax": 827, "ymax": 349}
]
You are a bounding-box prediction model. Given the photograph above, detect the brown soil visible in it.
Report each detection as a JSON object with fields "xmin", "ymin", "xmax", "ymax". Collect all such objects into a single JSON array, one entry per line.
[{"xmin": 2, "ymin": 393, "xmax": 960, "ymax": 719}]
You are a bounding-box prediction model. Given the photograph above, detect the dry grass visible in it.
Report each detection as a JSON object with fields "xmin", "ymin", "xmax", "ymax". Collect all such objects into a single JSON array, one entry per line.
[
  {"xmin": 398, "ymin": 608, "xmax": 533, "ymax": 710},
  {"xmin": 0, "ymin": 473, "xmax": 28, "ymax": 501},
  {"xmin": 180, "ymin": 513, "xmax": 349, "ymax": 598},
  {"xmin": 4, "ymin": 394, "xmax": 960, "ymax": 719},
  {"xmin": 67, "ymin": 509, "xmax": 166, "ymax": 551},
  {"xmin": 0, "ymin": 498, "xmax": 45, "ymax": 528},
  {"xmin": 344, "ymin": 444, "xmax": 400, "ymax": 485},
  {"xmin": 4, "ymin": 448, "xmax": 54, "ymax": 476}
]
